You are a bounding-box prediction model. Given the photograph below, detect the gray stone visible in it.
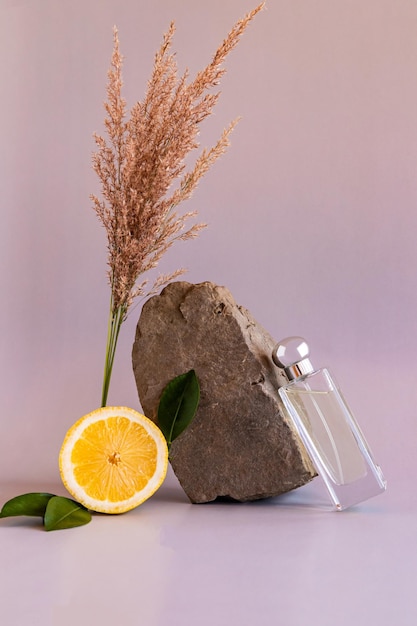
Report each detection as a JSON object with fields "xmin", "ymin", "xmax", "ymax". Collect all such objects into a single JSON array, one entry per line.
[{"xmin": 132, "ymin": 281, "xmax": 316, "ymax": 503}]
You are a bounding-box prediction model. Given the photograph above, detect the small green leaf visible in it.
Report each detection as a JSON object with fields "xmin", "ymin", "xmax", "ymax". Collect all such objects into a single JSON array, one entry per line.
[
  {"xmin": 44, "ymin": 496, "xmax": 91, "ymax": 531},
  {"xmin": 158, "ymin": 369, "xmax": 200, "ymax": 448},
  {"xmin": 0, "ymin": 493, "xmax": 55, "ymax": 518}
]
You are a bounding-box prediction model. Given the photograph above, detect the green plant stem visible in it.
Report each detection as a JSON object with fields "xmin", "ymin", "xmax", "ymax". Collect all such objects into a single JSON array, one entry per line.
[{"xmin": 101, "ymin": 298, "xmax": 126, "ymax": 407}]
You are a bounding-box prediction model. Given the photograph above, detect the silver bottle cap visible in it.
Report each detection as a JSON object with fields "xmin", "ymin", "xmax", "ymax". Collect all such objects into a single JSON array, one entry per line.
[{"xmin": 272, "ymin": 336, "xmax": 314, "ymax": 380}]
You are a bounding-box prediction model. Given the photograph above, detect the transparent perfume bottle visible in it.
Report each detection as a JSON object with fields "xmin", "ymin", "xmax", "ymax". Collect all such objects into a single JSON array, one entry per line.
[{"xmin": 272, "ymin": 337, "xmax": 386, "ymax": 510}]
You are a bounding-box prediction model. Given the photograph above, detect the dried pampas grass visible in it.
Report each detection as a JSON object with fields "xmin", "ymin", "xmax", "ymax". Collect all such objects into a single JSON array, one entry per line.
[{"xmin": 92, "ymin": 3, "xmax": 265, "ymax": 406}]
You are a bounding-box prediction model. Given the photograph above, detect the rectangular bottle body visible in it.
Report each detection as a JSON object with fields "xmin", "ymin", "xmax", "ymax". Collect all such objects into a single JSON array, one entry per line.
[{"xmin": 279, "ymin": 368, "xmax": 386, "ymax": 510}]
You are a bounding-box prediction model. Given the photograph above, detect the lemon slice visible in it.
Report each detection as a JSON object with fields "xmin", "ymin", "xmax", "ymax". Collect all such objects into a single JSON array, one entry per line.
[{"xmin": 59, "ymin": 406, "xmax": 168, "ymax": 514}]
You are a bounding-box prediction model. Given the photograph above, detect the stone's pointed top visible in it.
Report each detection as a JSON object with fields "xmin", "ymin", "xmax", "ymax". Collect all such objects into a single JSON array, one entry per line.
[{"xmin": 133, "ymin": 281, "xmax": 316, "ymax": 503}]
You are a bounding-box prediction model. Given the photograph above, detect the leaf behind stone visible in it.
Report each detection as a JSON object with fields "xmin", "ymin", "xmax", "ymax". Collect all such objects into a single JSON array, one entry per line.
[{"xmin": 158, "ymin": 369, "xmax": 200, "ymax": 448}]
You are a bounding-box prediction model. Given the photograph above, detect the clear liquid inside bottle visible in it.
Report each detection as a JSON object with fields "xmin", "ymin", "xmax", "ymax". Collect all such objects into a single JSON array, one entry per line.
[
  {"xmin": 284, "ymin": 387, "xmax": 367, "ymax": 486},
  {"xmin": 273, "ymin": 337, "xmax": 386, "ymax": 510},
  {"xmin": 279, "ymin": 368, "xmax": 386, "ymax": 509}
]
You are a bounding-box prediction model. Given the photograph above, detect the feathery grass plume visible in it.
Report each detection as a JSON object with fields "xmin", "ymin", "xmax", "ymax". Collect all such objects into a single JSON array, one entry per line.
[{"xmin": 91, "ymin": 3, "xmax": 265, "ymax": 406}]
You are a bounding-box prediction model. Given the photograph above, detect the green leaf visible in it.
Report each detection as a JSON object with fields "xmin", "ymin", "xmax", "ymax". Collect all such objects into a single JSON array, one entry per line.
[
  {"xmin": 158, "ymin": 369, "xmax": 200, "ymax": 448},
  {"xmin": 0, "ymin": 493, "xmax": 55, "ymax": 518},
  {"xmin": 43, "ymin": 496, "xmax": 92, "ymax": 531}
]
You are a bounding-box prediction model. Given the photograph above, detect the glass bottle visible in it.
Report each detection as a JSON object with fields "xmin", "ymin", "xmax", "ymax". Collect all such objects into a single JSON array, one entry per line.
[{"xmin": 272, "ymin": 337, "xmax": 386, "ymax": 510}]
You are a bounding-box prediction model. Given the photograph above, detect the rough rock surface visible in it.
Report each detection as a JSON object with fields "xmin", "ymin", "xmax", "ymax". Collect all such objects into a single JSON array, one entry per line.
[{"xmin": 132, "ymin": 281, "xmax": 315, "ymax": 503}]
